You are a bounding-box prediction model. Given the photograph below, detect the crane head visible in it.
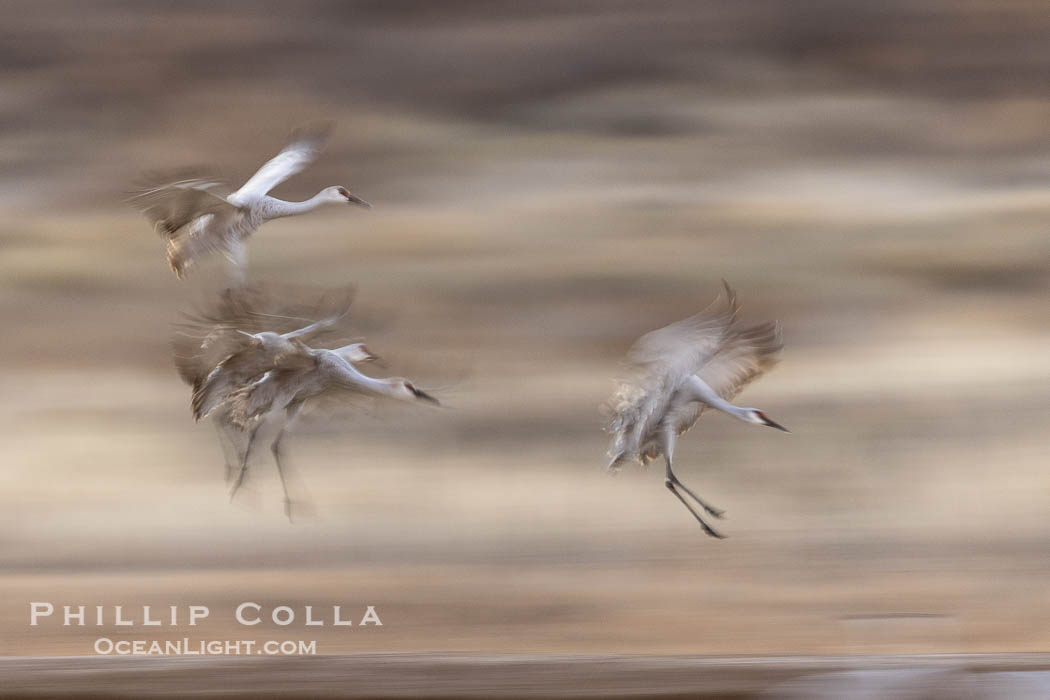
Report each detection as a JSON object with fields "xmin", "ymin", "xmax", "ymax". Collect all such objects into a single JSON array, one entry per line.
[
  {"xmin": 747, "ymin": 409, "xmax": 790, "ymax": 432},
  {"xmin": 399, "ymin": 380, "xmax": 440, "ymax": 405},
  {"xmin": 334, "ymin": 186, "xmax": 372, "ymax": 208}
]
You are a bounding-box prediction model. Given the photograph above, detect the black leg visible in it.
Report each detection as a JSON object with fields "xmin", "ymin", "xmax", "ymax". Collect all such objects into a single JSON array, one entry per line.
[
  {"xmin": 229, "ymin": 424, "xmax": 259, "ymax": 502},
  {"xmin": 665, "ymin": 479, "xmax": 726, "ymax": 539},
  {"xmin": 213, "ymin": 417, "xmax": 239, "ymax": 484},
  {"xmin": 661, "ymin": 429, "xmax": 726, "ymax": 537},
  {"xmin": 270, "ymin": 404, "xmax": 302, "ymax": 522},
  {"xmin": 668, "ymin": 473, "xmax": 725, "ymax": 519}
]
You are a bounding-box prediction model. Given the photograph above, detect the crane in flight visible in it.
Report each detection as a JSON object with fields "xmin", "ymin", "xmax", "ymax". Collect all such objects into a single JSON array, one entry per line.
[
  {"xmin": 603, "ymin": 282, "xmax": 787, "ymax": 538},
  {"xmin": 173, "ymin": 285, "xmax": 377, "ymax": 485},
  {"xmin": 225, "ymin": 339, "xmax": 440, "ymax": 518},
  {"xmin": 130, "ymin": 125, "xmax": 371, "ymax": 279}
]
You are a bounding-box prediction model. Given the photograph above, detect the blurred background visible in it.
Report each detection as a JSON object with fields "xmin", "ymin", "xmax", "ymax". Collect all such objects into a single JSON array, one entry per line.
[{"xmin": 2, "ymin": 0, "xmax": 1050, "ymax": 659}]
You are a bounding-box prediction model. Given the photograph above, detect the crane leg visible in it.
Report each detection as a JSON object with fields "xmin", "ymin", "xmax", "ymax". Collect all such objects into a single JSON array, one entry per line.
[
  {"xmin": 230, "ymin": 423, "xmax": 260, "ymax": 502},
  {"xmin": 212, "ymin": 416, "xmax": 240, "ymax": 484},
  {"xmin": 668, "ymin": 469, "xmax": 726, "ymax": 520},
  {"xmin": 661, "ymin": 430, "xmax": 726, "ymax": 538},
  {"xmin": 661, "ymin": 429, "xmax": 725, "ymax": 518},
  {"xmin": 270, "ymin": 404, "xmax": 302, "ymax": 522},
  {"xmin": 224, "ymin": 239, "xmax": 247, "ymax": 286}
]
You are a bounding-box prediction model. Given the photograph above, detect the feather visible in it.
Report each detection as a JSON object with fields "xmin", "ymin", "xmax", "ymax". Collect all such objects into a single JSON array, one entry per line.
[{"xmin": 603, "ymin": 284, "xmax": 781, "ymax": 470}]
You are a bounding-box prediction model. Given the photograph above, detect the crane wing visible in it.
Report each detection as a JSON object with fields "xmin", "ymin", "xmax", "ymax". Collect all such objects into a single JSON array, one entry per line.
[
  {"xmin": 625, "ymin": 282, "xmax": 738, "ymax": 381},
  {"xmin": 172, "ymin": 284, "xmax": 360, "ymax": 419},
  {"xmin": 654, "ymin": 321, "xmax": 782, "ymax": 452},
  {"xmin": 697, "ymin": 321, "xmax": 782, "ymax": 401},
  {"xmin": 171, "ymin": 327, "xmax": 249, "ymax": 390},
  {"xmin": 192, "ymin": 342, "xmax": 284, "ymax": 421},
  {"xmin": 164, "ymin": 204, "xmax": 254, "ymax": 277},
  {"xmin": 128, "ymin": 171, "xmax": 251, "ymax": 277},
  {"xmin": 176, "ymin": 285, "xmax": 354, "ymax": 339},
  {"xmin": 227, "ymin": 126, "xmax": 330, "ymax": 205},
  {"xmin": 172, "ymin": 288, "xmax": 267, "ymax": 391},
  {"xmin": 191, "ymin": 335, "xmax": 326, "ymax": 422},
  {"xmin": 228, "ymin": 368, "xmax": 301, "ymax": 429},
  {"xmin": 603, "ymin": 283, "xmax": 740, "ymax": 469},
  {"xmin": 127, "ymin": 169, "xmax": 230, "ymax": 237}
]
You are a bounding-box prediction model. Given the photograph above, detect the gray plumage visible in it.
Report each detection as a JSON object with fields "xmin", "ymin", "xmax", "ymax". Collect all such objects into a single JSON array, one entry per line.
[
  {"xmin": 603, "ymin": 282, "xmax": 786, "ymax": 537},
  {"xmin": 172, "ymin": 285, "xmax": 435, "ymax": 518},
  {"xmin": 172, "ymin": 285, "xmax": 356, "ymax": 420},
  {"xmin": 129, "ymin": 126, "xmax": 370, "ymax": 278},
  {"xmin": 224, "ymin": 341, "xmax": 438, "ymax": 518},
  {"xmin": 228, "ymin": 343, "xmax": 438, "ymax": 430},
  {"xmin": 171, "ymin": 285, "xmax": 372, "ymax": 499}
]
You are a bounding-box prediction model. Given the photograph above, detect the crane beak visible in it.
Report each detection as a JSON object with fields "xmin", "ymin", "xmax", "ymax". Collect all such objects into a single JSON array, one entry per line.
[
  {"xmin": 346, "ymin": 193, "xmax": 372, "ymax": 209},
  {"xmin": 411, "ymin": 387, "xmax": 440, "ymax": 405},
  {"xmin": 762, "ymin": 416, "xmax": 790, "ymax": 433}
]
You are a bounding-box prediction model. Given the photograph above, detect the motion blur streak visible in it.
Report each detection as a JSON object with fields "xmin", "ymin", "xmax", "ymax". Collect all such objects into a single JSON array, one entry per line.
[{"xmin": 2, "ymin": 2, "xmax": 1049, "ymax": 682}]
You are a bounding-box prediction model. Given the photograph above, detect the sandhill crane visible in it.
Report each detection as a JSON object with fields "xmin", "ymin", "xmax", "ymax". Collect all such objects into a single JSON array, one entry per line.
[
  {"xmin": 130, "ymin": 126, "xmax": 371, "ymax": 279},
  {"xmin": 604, "ymin": 282, "xmax": 787, "ymax": 538},
  {"xmin": 225, "ymin": 341, "xmax": 439, "ymax": 518},
  {"xmin": 172, "ymin": 285, "xmax": 377, "ymax": 483}
]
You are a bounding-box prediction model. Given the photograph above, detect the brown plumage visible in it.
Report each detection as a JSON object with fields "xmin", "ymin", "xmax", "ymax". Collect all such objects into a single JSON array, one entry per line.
[
  {"xmin": 128, "ymin": 126, "xmax": 369, "ymax": 278},
  {"xmin": 127, "ymin": 170, "xmax": 250, "ymax": 277},
  {"xmin": 171, "ymin": 285, "xmax": 355, "ymax": 420}
]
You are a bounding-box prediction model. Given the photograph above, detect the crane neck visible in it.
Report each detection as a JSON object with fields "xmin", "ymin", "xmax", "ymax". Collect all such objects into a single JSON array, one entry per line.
[
  {"xmin": 684, "ymin": 375, "xmax": 751, "ymax": 421},
  {"xmin": 263, "ymin": 192, "xmax": 329, "ymax": 219},
  {"xmin": 322, "ymin": 352, "xmax": 396, "ymax": 395}
]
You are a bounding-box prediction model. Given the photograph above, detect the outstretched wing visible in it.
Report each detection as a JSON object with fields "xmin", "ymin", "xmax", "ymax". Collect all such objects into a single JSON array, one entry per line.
[
  {"xmin": 128, "ymin": 169, "xmax": 251, "ymax": 277},
  {"xmin": 661, "ymin": 321, "xmax": 783, "ymax": 449},
  {"xmin": 603, "ymin": 283, "xmax": 740, "ymax": 469},
  {"xmin": 127, "ymin": 169, "xmax": 230, "ymax": 237},
  {"xmin": 268, "ymin": 285, "xmax": 356, "ymax": 342},
  {"xmin": 176, "ymin": 285, "xmax": 354, "ymax": 340},
  {"xmin": 228, "ymin": 125, "xmax": 330, "ymax": 205},
  {"xmin": 172, "ymin": 288, "xmax": 264, "ymax": 390},
  {"xmin": 171, "ymin": 327, "xmax": 248, "ymax": 390},
  {"xmin": 698, "ymin": 321, "xmax": 782, "ymax": 401},
  {"xmin": 625, "ymin": 282, "xmax": 738, "ymax": 383},
  {"xmin": 173, "ymin": 284, "xmax": 358, "ymax": 418}
]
